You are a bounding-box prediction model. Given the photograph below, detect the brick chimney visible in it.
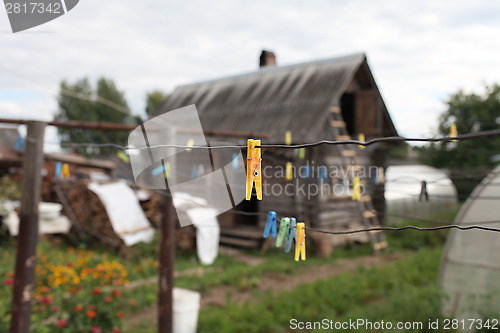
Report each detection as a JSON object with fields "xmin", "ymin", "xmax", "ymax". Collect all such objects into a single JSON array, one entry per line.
[{"xmin": 259, "ymin": 50, "xmax": 277, "ymax": 68}]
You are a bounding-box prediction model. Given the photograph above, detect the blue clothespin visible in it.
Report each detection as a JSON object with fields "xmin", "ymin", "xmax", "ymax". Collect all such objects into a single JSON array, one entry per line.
[
  {"xmin": 14, "ymin": 135, "xmax": 25, "ymax": 152},
  {"xmin": 151, "ymin": 164, "xmax": 165, "ymax": 176},
  {"xmin": 263, "ymin": 211, "xmax": 277, "ymax": 238},
  {"xmin": 55, "ymin": 162, "xmax": 62, "ymax": 179},
  {"xmin": 232, "ymin": 153, "xmax": 239, "ymax": 169},
  {"xmin": 191, "ymin": 165, "xmax": 198, "ymax": 179},
  {"xmin": 320, "ymin": 167, "xmax": 328, "ymax": 182},
  {"xmin": 304, "ymin": 165, "xmax": 311, "ymax": 178},
  {"xmin": 285, "ymin": 218, "xmax": 297, "ymax": 253}
]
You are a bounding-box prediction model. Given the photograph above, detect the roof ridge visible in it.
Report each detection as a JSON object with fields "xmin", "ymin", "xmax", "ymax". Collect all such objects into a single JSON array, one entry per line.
[{"xmin": 176, "ymin": 52, "xmax": 366, "ymax": 90}]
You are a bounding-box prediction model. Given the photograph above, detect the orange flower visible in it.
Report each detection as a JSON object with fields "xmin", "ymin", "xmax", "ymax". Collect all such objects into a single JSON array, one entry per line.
[
  {"xmin": 127, "ymin": 299, "xmax": 136, "ymax": 306},
  {"xmin": 74, "ymin": 305, "xmax": 84, "ymax": 312},
  {"xmin": 92, "ymin": 288, "xmax": 101, "ymax": 295},
  {"xmin": 103, "ymin": 296, "xmax": 113, "ymax": 303},
  {"xmin": 87, "ymin": 310, "xmax": 97, "ymax": 318},
  {"xmin": 117, "ymin": 312, "xmax": 125, "ymax": 318}
]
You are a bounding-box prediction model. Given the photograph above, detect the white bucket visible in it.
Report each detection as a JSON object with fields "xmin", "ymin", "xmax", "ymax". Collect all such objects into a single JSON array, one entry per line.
[{"xmin": 173, "ymin": 288, "xmax": 201, "ymax": 333}]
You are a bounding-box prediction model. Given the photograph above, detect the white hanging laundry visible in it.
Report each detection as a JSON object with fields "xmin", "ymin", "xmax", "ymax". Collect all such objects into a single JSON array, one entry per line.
[{"xmin": 186, "ymin": 208, "xmax": 220, "ymax": 265}]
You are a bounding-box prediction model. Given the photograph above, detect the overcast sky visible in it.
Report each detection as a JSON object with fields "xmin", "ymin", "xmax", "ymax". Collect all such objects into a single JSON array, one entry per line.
[{"xmin": 1, "ymin": 0, "xmax": 499, "ymax": 145}]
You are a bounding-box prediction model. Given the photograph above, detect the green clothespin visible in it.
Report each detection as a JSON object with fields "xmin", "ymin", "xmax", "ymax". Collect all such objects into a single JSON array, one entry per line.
[
  {"xmin": 298, "ymin": 148, "xmax": 306, "ymax": 159},
  {"xmin": 117, "ymin": 150, "xmax": 130, "ymax": 163},
  {"xmin": 276, "ymin": 217, "xmax": 290, "ymax": 248}
]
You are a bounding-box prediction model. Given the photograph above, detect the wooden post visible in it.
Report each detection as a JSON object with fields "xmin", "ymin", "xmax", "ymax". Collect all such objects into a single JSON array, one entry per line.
[
  {"xmin": 158, "ymin": 190, "xmax": 175, "ymax": 333},
  {"xmin": 9, "ymin": 121, "xmax": 46, "ymax": 333},
  {"xmin": 159, "ymin": 126, "xmax": 176, "ymax": 333}
]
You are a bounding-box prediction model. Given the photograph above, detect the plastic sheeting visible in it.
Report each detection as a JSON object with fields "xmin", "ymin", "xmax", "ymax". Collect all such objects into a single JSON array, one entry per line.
[
  {"xmin": 385, "ymin": 165, "xmax": 458, "ymax": 225},
  {"xmin": 88, "ymin": 182, "xmax": 154, "ymax": 246},
  {"xmin": 439, "ymin": 165, "xmax": 500, "ymax": 330}
]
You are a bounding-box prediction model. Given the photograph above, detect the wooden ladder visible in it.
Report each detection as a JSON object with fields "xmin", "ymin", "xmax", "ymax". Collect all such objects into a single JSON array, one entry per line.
[{"xmin": 328, "ymin": 106, "xmax": 388, "ymax": 252}]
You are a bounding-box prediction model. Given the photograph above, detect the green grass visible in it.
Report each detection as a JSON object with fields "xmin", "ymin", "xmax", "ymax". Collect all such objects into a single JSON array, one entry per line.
[{"xmin": 197, "ymin": 247, "xmax": 448, "ymax": 333}]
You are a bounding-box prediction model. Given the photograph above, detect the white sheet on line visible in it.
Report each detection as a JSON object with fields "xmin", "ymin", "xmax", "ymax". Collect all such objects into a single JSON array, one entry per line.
[
  {"xmin": 186, "ymin": 208, "xmax": 220, "ymax": 265},
  {"xmin": 88, "ymin": 182, "xmax": 154, "ymax": 246}
]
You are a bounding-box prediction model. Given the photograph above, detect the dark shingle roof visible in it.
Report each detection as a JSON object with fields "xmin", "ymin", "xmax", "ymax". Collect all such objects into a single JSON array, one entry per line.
[{"xmin": 160, "ymin": 53, "xmax": 392, "ymax": 143}]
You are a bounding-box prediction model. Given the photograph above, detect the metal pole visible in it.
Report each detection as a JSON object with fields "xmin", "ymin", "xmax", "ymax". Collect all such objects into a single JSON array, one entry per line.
[{"xmin": 9, "ymin": 121, "xmax": 46, "ymax": 333}]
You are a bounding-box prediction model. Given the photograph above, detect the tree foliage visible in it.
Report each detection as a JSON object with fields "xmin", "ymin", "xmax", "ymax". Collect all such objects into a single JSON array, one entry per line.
[
  {"xmin": 55, "ymin": 77, "xmax": 140, "ymax": 156},
  {"xmin": 422, "ymin": 84, "xmax": 500, "ymax": 169},
  {"xmin": 145, "ymin": 90, "xmax": 167, "ymax": 118}
]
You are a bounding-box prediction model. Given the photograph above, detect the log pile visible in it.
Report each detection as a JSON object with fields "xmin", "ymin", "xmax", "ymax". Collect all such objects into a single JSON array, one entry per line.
[
  {"xmin": 54, "ymin": 179, "xmax": 126, "ymax": 251},
  {"xmin": 134, "ymin": 189, "xmax": 162, "ymax": 229}
]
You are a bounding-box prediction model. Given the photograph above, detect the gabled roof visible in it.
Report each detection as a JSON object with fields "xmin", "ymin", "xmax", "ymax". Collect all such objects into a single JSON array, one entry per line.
[{"xmin": 160, "ymin": 53, "xmax": 396, "ymax": 143}]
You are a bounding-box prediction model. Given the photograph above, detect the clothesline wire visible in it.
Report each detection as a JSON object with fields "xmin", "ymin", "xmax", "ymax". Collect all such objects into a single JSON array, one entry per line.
[
  {"xmin": 226, "ymin": 209, "xmax": 500, "ymax": 226},
  {"xmin": 304, "ymin": 224, "xmax": 500, "ymax": 235},
  {"xmin": 40, "ymin": 128, "xmax": 500, "ymax": 151},
  {"xmin": 219, "ymin": 209, "xmax": 500, "ymax": 235}
]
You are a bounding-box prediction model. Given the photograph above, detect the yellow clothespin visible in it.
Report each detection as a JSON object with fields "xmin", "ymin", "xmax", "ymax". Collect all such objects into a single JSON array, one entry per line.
[
  {"xmin": 163, "ymin": 162, "xmax": 171, "ymax": 179},
  {"xmin": 246, "ymin": 139, "xmax": 262, "ymax": 200},
  {"xmin": 352, "ymin": 176, "xmax": 361, "ymax": 201},
  {"xmin": 186, "ymin": 139, "xmax": 195, "ymax": 152},
  {"xmin": 285, "ymin": 131, "xmax": 292, "ymax": 145},
  {"xmin": 61, "ymin": 163, "xmax": 70, "ymax": 179},
  {"xmin": 295, "ymin": 222, "xmax": 306, "ymax": 261},
  {"xmin": 358, "ymin": 133, "xmax": 365, "ymax": 149},
  {"xmin": 286, "ymin": 162, "xmax": 293, "ymax": 181},
  {"xmin": 450, "ymin": 123, "xmax": 458, "ymax": 142}
]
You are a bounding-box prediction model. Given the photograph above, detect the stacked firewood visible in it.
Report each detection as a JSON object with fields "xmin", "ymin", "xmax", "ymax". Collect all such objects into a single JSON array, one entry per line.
[
  {"xmin": 54, "ymin": 179, "xmax": 125, "ymax": 250},
  {"xmin": 135, "ymin": 189, "xmax": 162, "ymax": 228}
]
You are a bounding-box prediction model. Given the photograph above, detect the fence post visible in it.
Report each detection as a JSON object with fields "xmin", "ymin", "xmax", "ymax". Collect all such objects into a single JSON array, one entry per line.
[
  {"xmin": 158, "ymin": 190, "xmax": 175, "ymax": 333},
  {"xmin": 9, "ymin": 121, "xmax": 46, "ymax": 333}
]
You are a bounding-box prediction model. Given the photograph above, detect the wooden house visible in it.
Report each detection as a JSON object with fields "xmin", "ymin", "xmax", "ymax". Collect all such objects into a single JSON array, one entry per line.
[
  {"xmin": 158, "ymin": 52, "xmax": 398, "ymax": 255},
  {"xmin": 0, "ymin": 125, "xmax": 24, "ymax": 173}
]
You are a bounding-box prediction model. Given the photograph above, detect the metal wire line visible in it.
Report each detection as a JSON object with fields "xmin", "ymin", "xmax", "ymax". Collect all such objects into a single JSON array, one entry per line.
[
  {"xmin": 304, "ymin": 224, "xmax": 500, "ymax": 235},
  {"xmin": 222, "ymin": 210, "xmax": 500, "ymax": 233},
  {"xmin": 46, "ymin": 128, "xmax": 500, "ymax": 151}
]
